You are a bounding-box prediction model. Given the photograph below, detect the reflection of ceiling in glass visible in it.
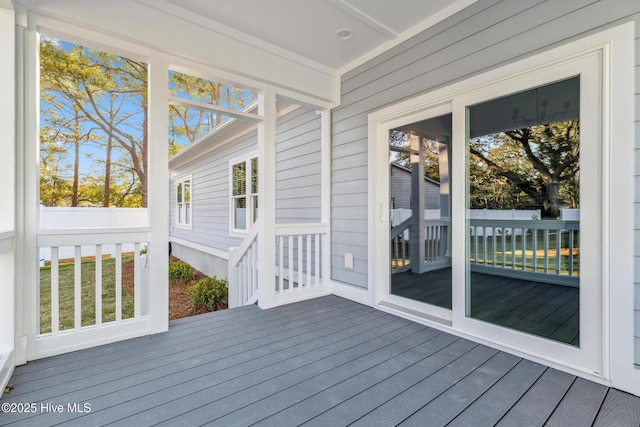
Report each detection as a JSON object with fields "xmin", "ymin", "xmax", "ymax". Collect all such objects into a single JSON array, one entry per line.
[
  {"xmin": 392, "ymin": 114, "xmax": 452, "ymax": 142},
  {"xmin": 468, "ymin": 77, "xmax": 580, "ymax": 138}
]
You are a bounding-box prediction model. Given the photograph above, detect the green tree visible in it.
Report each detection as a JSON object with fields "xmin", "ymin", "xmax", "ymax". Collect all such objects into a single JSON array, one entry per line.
[
  {"xmin": 40, "ymin": 38, "xmax": 148, "ymax": 206},
  {"xmin": 389, "ymin": 130, "xmax": 442, "ymax": 182},
  {"xmin": 168, "ymin": 71, "xmax": 256, "ymax": 155}
]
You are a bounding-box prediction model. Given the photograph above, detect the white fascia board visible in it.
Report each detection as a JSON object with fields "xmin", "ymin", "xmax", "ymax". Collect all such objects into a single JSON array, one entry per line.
[{"xmin": 21, "ymin": 0, "xmax": 340, "ymax": 105}]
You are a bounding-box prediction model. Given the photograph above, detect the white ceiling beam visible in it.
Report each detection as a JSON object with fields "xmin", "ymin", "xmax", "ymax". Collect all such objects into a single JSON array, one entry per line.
[
  {"xmin": 325, "ymin": 0, "xmax": 398, "ymax": 39},
  {"xmin": 339, "ymin": 0, "xmax": 479, "ymax": 75},
  {"xmin": 168, "ymin": 96, "xmax": 263, "ymax": 122}
]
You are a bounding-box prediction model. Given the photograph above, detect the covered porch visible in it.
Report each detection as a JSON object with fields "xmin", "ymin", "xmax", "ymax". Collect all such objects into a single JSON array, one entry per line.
[{"xmin": 2, "ymin": 295, "xmax": 639, "ymax": 426}]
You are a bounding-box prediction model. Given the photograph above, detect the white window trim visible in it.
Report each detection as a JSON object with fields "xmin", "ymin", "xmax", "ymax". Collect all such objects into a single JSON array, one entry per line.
[
  {"xmin": 175, "ymin": 175, "xmax": 192, "ymax": 229},
  {"xmin": 368, "ymin": 22, "xmax": 635, "ymax": 392},
  {"xmin": 229, "ymin": 150, "xmax": 258, "ymax": 237}
]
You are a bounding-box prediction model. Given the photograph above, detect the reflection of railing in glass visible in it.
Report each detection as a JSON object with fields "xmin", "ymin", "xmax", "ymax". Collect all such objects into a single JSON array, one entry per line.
[
  {"xmin": 469, "ymin": 219, "xmax": 579, "ymax": 286},
  {"xmin": 391, "ymin": 218, "xmax": 449, "ymax": 274}
]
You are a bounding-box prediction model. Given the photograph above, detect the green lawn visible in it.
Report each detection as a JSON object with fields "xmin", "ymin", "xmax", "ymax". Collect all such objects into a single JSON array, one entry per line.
[{"xmin": 39, "ymin": 257, "xmax": 135, "ymax": 334}]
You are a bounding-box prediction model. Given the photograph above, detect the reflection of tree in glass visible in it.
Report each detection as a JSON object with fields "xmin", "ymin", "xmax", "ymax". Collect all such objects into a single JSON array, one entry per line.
[
  {"xmin": 468, "ymin": 120, "xmax": 579, "ymax": 218},
  {"xmin": 389, "ymin": 130, "xmax": 441, "ymax": 182}
]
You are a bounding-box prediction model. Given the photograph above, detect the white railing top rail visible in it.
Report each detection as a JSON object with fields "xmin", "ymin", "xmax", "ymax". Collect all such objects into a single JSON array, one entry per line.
[
  {"xmin": 275, "ymin": 223, "xmax": 328, "ymax": 236},
  {"xmin": 229, "ymin": 217, "xmax": 262, "ymax": 267},
  {"xmin": 37, "ymin": 227, "xmax": 151, "ymax": 247},
  {"xmin": 470, "ymin": 219, "xmax": 579, "ymax": 230}
]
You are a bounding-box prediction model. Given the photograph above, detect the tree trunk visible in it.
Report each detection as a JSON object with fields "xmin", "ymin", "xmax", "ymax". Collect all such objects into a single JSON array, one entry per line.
[
  {"xmin": 72, "ymin": 139, "xmax": 80, "ymax": 207},
  {"xmin": 103, "ymin": 134, "xmax": 112, "ymax": 207},
  {"xmin": 545, "ymin": 180, "xmax": 560, "ymax": 218}
]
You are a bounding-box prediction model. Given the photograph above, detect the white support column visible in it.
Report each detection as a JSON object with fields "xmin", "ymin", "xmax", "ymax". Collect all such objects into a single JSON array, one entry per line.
[
  {"xmin": 257, "ymin": 86, "xmax": 277, "ymax": 309},
  {"xmin": 0, "ymin": 3, "xmax": 16, "ymax": 389},
  {"xmin": 147, "ymin": 51, "xmax": 169, "ymax": 332},
  {"xmin": 320, "ymin": 110, "xmax": 331, "ymax": 285},
  {"xmin": 18, "ymin": 17, "xmax": 39, "ymax": 363},
  {"xmin": 409, "ymin": 134, "xmax": 426, "ymax": 273}
]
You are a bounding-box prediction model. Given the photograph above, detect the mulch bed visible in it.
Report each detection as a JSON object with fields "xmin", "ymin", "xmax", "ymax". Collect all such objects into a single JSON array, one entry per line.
[{"xmin": 122, "ymin": 255, "xmax": 228, "ymax": 320}]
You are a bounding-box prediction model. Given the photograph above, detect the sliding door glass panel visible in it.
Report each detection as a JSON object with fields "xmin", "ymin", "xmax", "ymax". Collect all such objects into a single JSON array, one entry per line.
[
  {"xmin": 465, "ymin": 77, "xmax": 580, "ymax": 346},
  {"xmin": 389, "ymin": 114, "xmax": 452, "ymax": 309}
]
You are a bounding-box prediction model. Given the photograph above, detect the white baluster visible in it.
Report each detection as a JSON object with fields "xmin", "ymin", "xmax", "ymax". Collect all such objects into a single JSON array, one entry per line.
[
  {"xmin": 115, "ymin": 243, "xmax": 122, "ymax": 323},
  {"xmin": 74, "ymin": 245, "xmax": 82, "ymax": 329},
  {"xmin": 95, "ymin": 245, "xmax": 102, "ymax": 327},
  {"xmin": 51, "ymin": 247, "xmax": 59, "ymax": 335}
]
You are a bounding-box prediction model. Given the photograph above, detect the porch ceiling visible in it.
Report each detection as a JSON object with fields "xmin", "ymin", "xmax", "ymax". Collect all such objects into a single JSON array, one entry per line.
[
  {"xmin": 15, "ymin": 0, "xmax": 477, "ymax": 87},
  {"xmin": 158, "ymin": 0, "xmax": 476, "ymax": 71}
]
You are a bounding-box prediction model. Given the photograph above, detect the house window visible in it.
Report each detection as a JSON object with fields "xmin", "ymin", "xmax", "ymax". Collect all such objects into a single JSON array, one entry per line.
[
  {"xmin": 176, "ymin": 177, "xmax": 191, "ymax": 227},
  {"xmin": 231, "ymin": 155, "xmax": 258, "ymax": 233}
]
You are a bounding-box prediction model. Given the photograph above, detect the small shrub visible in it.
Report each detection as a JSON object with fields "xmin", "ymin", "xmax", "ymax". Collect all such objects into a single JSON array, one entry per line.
[
  {"xmin": 189, "ymin": 277, "xmax": 228, "ymax": 311},
  {"xmin": 169, "ymin": 260, "xmax": 194, "ymax": 284}
]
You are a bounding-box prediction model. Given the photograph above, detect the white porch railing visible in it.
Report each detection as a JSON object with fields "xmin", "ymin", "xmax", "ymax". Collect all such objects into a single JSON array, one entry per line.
[
  {"xmin": 391, "ymin": 217, "xmax": 411, "ymax": 273},
  {"xmin": 228, "ymin": 220, "xmax": 329, "ymax": 308},
  {"xmin": 275, "ymin": 223, "xmax": 327, "ymax": 304},
  {"xmin": 228, "ymin": 218, "xmax": 261, "ymax": 307},
  {"xmin": 469, "ymin": 219, "xmax": 580, "ymax": 286},
  {"xmin": 35, "ymin": 227, "xmax": 150, "ymax": 357}
]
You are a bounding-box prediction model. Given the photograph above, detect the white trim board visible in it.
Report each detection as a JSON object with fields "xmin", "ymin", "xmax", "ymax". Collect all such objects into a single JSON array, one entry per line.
[{"xmin": 170, "ymin": 237, "xmax": 229, "ymax": 261}]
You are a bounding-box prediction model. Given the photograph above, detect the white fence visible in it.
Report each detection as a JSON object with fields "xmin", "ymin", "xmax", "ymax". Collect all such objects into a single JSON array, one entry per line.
[{"xmin": 39, "ymin": 206, "xmax": 148, "ymax": 263}]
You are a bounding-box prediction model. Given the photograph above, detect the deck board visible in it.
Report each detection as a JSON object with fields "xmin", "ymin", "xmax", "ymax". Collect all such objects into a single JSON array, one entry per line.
[
  {"xmin": 594, "ymin": 389, "xmax": 640, "ymax": 426},
  {"xmin": 399, "ymin": 351, "xmax": 521, "ymax": 426},
  {"xmin": 545, "ymin": 378, "xmax": 609, "ymax": 427},
  {"xmin": 447, "ymin": 359, "xmax": 547, "ymax": 426},
  {"xmin": 2, "ymin": 295, "xmax": 639, "ymax": 427}
]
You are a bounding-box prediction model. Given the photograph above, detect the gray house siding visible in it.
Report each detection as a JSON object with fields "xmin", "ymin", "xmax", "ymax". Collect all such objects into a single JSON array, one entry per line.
[
  {"xmin": 634, "ymin": 9, "xmax": 640, "ymax": 364},
  {"xmin": 276, "ymin": 107, "xmax": 321, "ymax": 224},
  {"xmin": 330, "ymin": 0, "xmax": 640, "ymax": 304},
  {"xmin": 169, "ymin": 106, "xmax": 321, "ymax": 278},
  {"xmin": 170, "ymin": 130, "xmax": 257, "ymax": 253}
]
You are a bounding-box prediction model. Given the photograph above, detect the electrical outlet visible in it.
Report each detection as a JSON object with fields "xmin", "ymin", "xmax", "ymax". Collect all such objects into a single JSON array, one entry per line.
[{"xmin": 344, "ymin": 253, "xmax": 354, "ymax": 269}]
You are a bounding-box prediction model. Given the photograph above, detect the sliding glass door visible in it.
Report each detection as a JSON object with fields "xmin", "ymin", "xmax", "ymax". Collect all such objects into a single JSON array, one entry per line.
[
  {"xmin": 389, "ymin": 114, "xmax": 453, "ymax": 311},
  {"xmin": 375, "ymin": 48, "xmax": 604, "ymax": 373},
  {"xmin": 465, "ymin": 77, "xmax": 581, "ymax": 346}
]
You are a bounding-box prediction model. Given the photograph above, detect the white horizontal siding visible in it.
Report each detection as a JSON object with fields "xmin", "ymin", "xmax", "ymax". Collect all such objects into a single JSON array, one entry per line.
[{"xmin": 330, "ymin": 0, "xmax": 640, "ymax": 292}]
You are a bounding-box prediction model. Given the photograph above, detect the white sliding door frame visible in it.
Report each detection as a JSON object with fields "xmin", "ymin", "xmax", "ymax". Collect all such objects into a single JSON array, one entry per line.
[{"xmin": 368, "ymin": 22, "xmax": 635, "ymax": 390}]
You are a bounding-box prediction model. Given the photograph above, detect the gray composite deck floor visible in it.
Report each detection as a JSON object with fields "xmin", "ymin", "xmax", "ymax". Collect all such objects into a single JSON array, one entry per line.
[
  {"xmin": 2, "ymin": 295, "xmax": 640, "ymax": 426},
  {"xmin": 392, "ymin": 269, "xmax": 579, "ymax": 345}
]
